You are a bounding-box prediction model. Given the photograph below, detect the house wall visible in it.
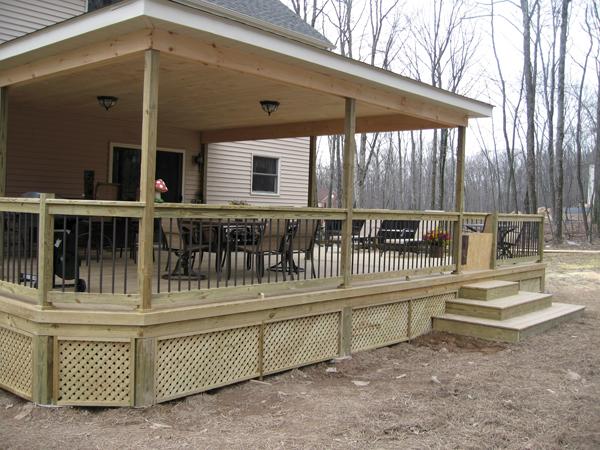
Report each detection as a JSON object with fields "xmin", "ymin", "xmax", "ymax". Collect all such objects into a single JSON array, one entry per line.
[
  {"xmin": 0, "ymin": 0, "xmax": 86, "ymax": 43},
  {"xmin": 206, "ymin": 138, "xmax": 309, "ymax": 206},
  {"xmin": 6, "ymin": 107, "xmax": 202, "ymax": 201},
  {"xmin": 6, "ymin": 107, "xmax": 310, "ymax": 205}
]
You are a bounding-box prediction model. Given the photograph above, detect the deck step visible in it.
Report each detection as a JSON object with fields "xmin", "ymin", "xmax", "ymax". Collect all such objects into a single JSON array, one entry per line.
[
  {"xmin": 433, "ymin": 302, "xmax": 585, "ymax": 343},
  {"xmin": 446, "ymin": 292, "xmax": 553, "ymax": 320},
  {"xmin": 459, "ymin": 280, "xmax": 519, "ymax": 301}
]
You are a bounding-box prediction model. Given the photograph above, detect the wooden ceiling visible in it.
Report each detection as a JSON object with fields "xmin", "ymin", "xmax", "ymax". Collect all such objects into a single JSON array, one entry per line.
[{"xmin": 9, "ymin": 52, "xmax": 403, "ymax": 138}]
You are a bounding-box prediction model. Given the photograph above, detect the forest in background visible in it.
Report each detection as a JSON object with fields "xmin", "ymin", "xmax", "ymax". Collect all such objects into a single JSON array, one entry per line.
[{"xmin": 283, "ymin": 0, "xmax": 600, "ymax": 243}]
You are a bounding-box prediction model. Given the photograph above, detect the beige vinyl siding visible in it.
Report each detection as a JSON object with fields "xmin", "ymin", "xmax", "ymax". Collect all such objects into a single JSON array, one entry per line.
[
  {"xmin": 206, "ymin": 138, "xmax": 309, "ymax": 206},
  {"xmin": 6, "ymin": 107, "xmax": 201, "ymax": 201},
  {"xmin": 0, "ymin": 0, "xmax": 85, "ymax": 43}
]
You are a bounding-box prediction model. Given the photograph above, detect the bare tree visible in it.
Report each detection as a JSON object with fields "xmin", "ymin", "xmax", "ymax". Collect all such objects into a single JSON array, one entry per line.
[{"xmin": 553, "ymin": 0, "xmax": 571, "ymax": 241}]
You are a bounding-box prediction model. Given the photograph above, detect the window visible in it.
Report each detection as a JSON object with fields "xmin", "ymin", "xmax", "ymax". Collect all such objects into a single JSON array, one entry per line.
[
  {"xmin": 252, "ymin": 156, "xmax": 279, "ymax": 194},
  {"xmin": 87, "ymin": 0, "xmax": 122, "ymax": 12}
]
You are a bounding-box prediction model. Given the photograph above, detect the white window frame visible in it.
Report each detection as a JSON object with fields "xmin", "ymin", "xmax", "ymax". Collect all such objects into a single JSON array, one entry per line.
[{"xmin": 251, "ymin": 154, "xmax": 280, "ymax": 196}]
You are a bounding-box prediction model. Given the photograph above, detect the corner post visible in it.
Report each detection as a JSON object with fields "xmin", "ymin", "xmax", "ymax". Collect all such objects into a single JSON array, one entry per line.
[
  {"xmin": 452, "ymin": 126, "xmax": 466, "ymax": 274},
  {"xmin": 485, "ymin": 212, "xmax": 499, "ymax": 269},
  {"xmin": 0, "ymin": 86, "xmax": 7, "ymax": 197},
  {"xmin": 32, "ymin": 335, "xmax": 54, "ymax": 405},
  {"xmin": 138, "ymin": 49, "xmax": 160, "ymax": 310},
  {"xmin": 307, "ymin": 136, "xmax": 318, "ymax": 207},
  {"xmin": 537, "ymin": 215, "xmax": 544, "ymax": 262},
  {"xmin": 0, "ymin": 87, "xmax": 7, "ymax": 266},
  {"xmin": 340, "ymin": 99, "xmax": 356, "ymax": 288},
  {"xmin": 37, "ymin": 193, "xmax": 55, "ymax": 308}
]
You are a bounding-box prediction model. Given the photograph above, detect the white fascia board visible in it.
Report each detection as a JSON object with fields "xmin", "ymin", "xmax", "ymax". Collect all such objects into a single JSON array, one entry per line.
[
  {"xmin": 144, "ymin": 0, "xmax": 492, "ymax": 118},
  {"xmin": 0, "ymin": 0, "xmax": 146, "ymax": 66}
]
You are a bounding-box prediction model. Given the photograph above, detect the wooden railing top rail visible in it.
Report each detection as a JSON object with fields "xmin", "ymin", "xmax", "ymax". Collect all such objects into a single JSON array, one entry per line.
[
  {"xmin": 497, "ymin": 213, "xmax": 544, "ymax": 221},
  {"xmin": 154, "ymin": 203, "xmax": 347, "ymax": 219},
  {"xmin": 0, "ymin": 197, "xmax": 40, "ymax": 213},
  {"xmin": 352, "ymin": 209, "xmax": 459, "ymax": 220},
  {"xmin": 46, "ymin": 199, "xmax": 144, "ymax": 218}
]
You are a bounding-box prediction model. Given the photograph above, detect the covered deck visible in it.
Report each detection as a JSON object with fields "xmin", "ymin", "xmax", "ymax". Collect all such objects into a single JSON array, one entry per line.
[{"xmin": 0, "ymin": 0, "xmax": 549, "ymax": 407}]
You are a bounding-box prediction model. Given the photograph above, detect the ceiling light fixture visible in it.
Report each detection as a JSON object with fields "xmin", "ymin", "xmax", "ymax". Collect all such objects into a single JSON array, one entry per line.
[
  {"xmin": 97, "ymin": 95, "xmax": 118, "ymax": 111},
  {"xmin": 259, "ymin": 100, "xmax": 280, "ymax": 116}
]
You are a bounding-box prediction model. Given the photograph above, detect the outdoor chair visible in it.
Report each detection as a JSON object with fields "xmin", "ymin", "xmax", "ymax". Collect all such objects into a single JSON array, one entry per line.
[
  {"xmin": 238, "ymin": 219, "xmax": 289, "ymax": 282},
  {"xmin": 321, "ymin": 219, "xmax": 365, "ymax": 256},
  {"xmin": 376, "ymin": 219, "xmax": 420, "ymax": 254},
  {"xmin": 287, "ymin": 219, "xmax": 320, "ymax": 278},
  {"xmin": 497, "ymin": 223, "xmax": 527, "ymax": 259}
]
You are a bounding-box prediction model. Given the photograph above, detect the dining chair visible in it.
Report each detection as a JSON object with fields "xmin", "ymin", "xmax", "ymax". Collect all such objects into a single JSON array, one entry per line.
[{"xmin": 238, "ymin": 219, "xmax": 289, "ymax": 283}]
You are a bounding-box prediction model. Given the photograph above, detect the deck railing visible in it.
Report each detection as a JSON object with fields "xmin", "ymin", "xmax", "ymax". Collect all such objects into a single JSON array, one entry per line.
[{"xmin": 0, "ymin": 197, "xmax": 544, "ymax": 308}]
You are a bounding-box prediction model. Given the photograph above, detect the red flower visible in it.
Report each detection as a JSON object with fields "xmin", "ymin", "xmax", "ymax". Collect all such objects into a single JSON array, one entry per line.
[{"xmin": 155, "ymin": 179, "xmax": 168, "ymax": 193}]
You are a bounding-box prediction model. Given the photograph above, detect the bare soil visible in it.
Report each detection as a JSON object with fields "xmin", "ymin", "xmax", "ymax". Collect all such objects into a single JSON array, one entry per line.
[{"xmin": 1, "ymin": 253, "xmax": 599, "ymax": 449}]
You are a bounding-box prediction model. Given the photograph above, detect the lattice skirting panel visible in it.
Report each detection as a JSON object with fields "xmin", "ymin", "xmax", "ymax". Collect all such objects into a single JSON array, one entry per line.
[
  {"xmin": 0, "ymin": 326, "xmax": 33, "ymax": 400},
  {"xmin": 263, "ymin": 312, "xmax": 340, "ymax": 374},
  {"xmin": 352, "ymin": 293, "xmax": 454, "ymax": 352},
  {"xmin": 56, "ymin": 338, "xmax": 133, "ymax": 406},
  {"xmin": 155, "ymin": 326, "xmax": 261, "ymax": 402},
  {"xmin": 519, "ymin": 277, "xmax": 542, "ymax": 292}
]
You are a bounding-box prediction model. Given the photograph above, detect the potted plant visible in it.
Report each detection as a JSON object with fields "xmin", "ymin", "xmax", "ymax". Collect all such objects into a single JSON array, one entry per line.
[{"xmin": 424, "ymin": 228, "xmax": 451, "ymax": 258}]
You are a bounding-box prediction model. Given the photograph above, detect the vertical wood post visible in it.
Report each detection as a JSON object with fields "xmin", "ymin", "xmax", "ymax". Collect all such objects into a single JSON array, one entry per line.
[
  {"xmin": 138, "ymin": 49, "xmax": 160, "ymax": 310},
  {"xmin": 32, "ymin": 335, "xmax": 54, "ymax": 404},
  {"xmin": 340, "ymin": 306, "xmax": 352, "ymax": 356},
  {"xmin": 340, "ymin": 98, "xmax": 356, "ymax": 288},
  {"xmin": 134, "ymin": 337, "xmax": 156, "ymax": 407},
  {"xmin": 0, "ymin": 87, "xmax": 8, "ymax": 266},
  {"xmin": 484, "ymin": 212, "xmax": 499, "ymax": 269},
  {"xmin": 37, "ymin": 193, "xmax": 55, "ymax": 309},
  {"xmin": 452, "ymin": 126, "xmax": 466, "ymax": 274},
  {"xmin": 307, "ymin": 136, "xmax": 318, "ymax": 207},
  {"xmin": 0, "ymin": 86, "xmax": 7, "ymax": 197},
  {"xmin": 537, "ymin": 215, "xmax": 544, "ymax": 262}
]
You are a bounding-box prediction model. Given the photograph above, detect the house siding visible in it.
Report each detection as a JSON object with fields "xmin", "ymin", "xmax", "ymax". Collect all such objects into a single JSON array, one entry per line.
[
  {"xmin": 0, "ymin": 0, "xmax": 86, "ymax": 43},
  {"xmin": 6, "ymin": 107, "xmax": 202, "ymax": 201},
  {"xmin": 206, "ymin": 138, "xmax": 309, "ymax": 206}
]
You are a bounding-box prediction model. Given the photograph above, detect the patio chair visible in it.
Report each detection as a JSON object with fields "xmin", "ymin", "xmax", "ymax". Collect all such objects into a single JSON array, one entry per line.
[
  {"xmin": 321, "ymin": 219, "xmax": 365, "ymax": 256},
  {"xmin": 376, "ymin": 219, "xmax": 420, "ymax": 254},
  {"xmin": 287, "ymin": 219, "xmax": 320, "ymax": 278},
  {"xmin": 497, "ymin": 223, "xmax": 527, "ymax": 259},
  {"xmin": 238, "ymin": 219, "xmax": 289, "ymax": 283},
  {"xmin": 162, "ymin": 219, "xmax": 229, "ymax": 277}
]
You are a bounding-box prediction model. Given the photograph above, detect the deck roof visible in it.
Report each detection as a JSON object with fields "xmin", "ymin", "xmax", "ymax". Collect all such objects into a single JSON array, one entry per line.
[{"xmin": 0, "ymin": 0, "xmax": 492, "ymax": 141}]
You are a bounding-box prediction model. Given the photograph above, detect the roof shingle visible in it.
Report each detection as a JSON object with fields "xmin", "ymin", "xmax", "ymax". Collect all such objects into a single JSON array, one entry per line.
[{"xmin": 173, "ymin": 0, "xmax": 331, "ymax": 48}]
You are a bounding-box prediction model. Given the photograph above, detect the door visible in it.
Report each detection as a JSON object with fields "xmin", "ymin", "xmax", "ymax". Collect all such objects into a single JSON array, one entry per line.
[{"xmin": 111, "ymin": 146, "xmax": 184, "ymax": 202}]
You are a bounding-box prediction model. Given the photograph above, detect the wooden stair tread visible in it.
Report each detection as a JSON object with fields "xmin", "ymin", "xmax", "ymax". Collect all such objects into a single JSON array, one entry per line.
[
  {"xmin": 460, "ymin": 280, "xmax": 518, "ymax": 290},
  {"xmin": 436, "ymin": 302, "xmax": 585, "ymax": 331},
  {"xmin": 448, "ymin": 292, "xmax": 552, "ymax": 310}
]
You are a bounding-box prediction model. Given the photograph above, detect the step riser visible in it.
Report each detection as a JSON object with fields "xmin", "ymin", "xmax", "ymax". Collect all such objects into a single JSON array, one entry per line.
[
  {"xmin": 459, "ymin": 284, "xmax": 519, "ymax": 301},
  {"xmin": 433, "ymin": 318, "xmax": 520, "ymax": 343},
  {"xmin": 446, "ymin": 296, "xmax": 552, "ymax": 320}
]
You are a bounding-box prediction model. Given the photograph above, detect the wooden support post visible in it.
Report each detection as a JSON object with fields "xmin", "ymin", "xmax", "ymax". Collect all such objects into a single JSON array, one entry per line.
[
  {"xmin": 32, "ymin": 335, "xmax": 53, "ymax": 405},
  {"xmin": 307, "ymin": 136, "xmax": 318, "ymax": 207},
  {"xmin": 452, "ymin": 126, "xmax": 466, "ymax": 274},
  {"xmin": 37, "ymin": 193, "xmax": 55, "ymax": 309},
  {"xmin": 340, "ymin": 306, "xmax": 352, "ymax": 356},
  {"xmin": 485, "ymin": 212, "xmax": 499, "ymax": 269},
  {"xmin": 134, "ymin": 337, "xmax": 156, "ymax": 407},
  {"xmin": 538, "ymin": 216, "xmax": 544, "ymax": 262},
  {"xmin": 0, "ymin": 87, "xmax": 7, "ymax": 266},
  {"xmin": 340, "ymin": 99, "xmax": 356, "ymax": 288},
  {"xmin": 0, "ymin": 86, "xmax": 7, "ymax": 197},
  {"xmin": 138, "ymin": 49, "xmax": 160, "ymax": 310}
]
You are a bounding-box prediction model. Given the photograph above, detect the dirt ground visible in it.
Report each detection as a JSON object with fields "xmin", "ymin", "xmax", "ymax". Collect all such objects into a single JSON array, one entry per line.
[{"xmin": 1, "ymin": 253, "xmax": 599, "ymax": 449}]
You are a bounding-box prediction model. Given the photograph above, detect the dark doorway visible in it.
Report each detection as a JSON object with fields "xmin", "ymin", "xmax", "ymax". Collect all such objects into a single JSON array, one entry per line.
[{"xmin": 111, "ymin": 146, "xmax": 183, "ymax": 202}]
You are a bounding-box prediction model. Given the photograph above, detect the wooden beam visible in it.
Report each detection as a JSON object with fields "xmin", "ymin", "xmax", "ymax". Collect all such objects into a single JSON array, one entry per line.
[
  {"xmin": 37, "ymin": 193, "xmax": 55, "ymax": 309},
  {"xmin": 138, "ymin": 50, "xmax": 160, "ymax": 311},
  {"xmin": 0, "ymin": 87, "xmax": 6, "ymax": 196},
  {"xmin": 32, "ymin": 335, "xmax": 54, "ymax": 405},
  {"xmin": 152, "ymin": 29, "xmax": 469, "ymax": 127},
  {"xmin": 307, "ymin": 136, "xmax": 317, "ymax": 207},
  {"xmin": 340, "ymin": 98, "xmax": 356, "ymax": 288},
  {"xmin": 0, "ymin": 30, "xmax": 152, "ymax": 87},
  {"xmin": 452, "ymin": 126, "xmax": 466, "ymax": 274},
  {"xmin": 134, "ymin": 337, "xmax": 156, "ymax": 407},
  {"xmin": 200, "ymin": 114, "xmax": 448, "ymax": 143}
]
